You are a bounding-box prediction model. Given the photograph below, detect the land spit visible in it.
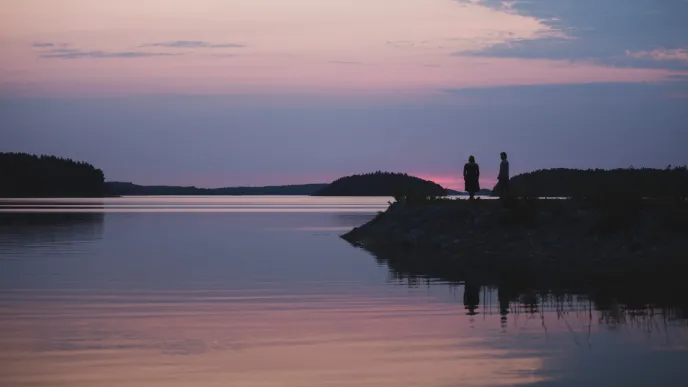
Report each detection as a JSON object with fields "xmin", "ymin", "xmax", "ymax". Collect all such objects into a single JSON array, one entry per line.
[{"xmin": 342, "ymin": 198, "xmax": 688, "ymax": 293}]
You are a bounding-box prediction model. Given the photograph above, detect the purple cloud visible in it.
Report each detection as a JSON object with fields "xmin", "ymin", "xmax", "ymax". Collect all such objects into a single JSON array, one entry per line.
[
  {"xmin": 39, "ymin": 48, "xmax": 181, "ymax": 59},
  {"xmin": 32, "ymin": 42, "xmax": 56, "ymax": 48},
  {"xmin": 142, "ymin": 41, "xmax": 245, "ymax": 49}
]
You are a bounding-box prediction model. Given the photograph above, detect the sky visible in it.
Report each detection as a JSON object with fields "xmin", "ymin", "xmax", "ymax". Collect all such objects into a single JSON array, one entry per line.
[{"xmin": 1, "ymin": 0, "xmax": 687, "ymax": 189}]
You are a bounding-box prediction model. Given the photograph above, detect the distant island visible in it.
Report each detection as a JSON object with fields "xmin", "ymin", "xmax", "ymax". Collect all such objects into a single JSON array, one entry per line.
[
  {"xmin": 111, "ymin": 172, "xmax": 449, "ymax": 198},
  {"xmin": 106, "ymin": 182, "xmax": 328, "ymax": 196},
  {"xmin": 312, "ymin": 172, "xmax": 447, "ymax": 197},
  {"xmin": 494, "ymin": 167, "xmax": 688, "ymax": 198},
  {"xmin": 0, "ymin": 153, "xmax": 105, "ymax": 197}
]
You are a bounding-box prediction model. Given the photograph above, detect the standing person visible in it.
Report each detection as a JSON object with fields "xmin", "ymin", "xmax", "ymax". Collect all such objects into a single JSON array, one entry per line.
[
  {"xmin": 498, "ymin": 152, "xmax": 509, "ymax": 202},
  {"xmin": 463, "ymin": 156, "xmax": 480, "ymax": 200}
]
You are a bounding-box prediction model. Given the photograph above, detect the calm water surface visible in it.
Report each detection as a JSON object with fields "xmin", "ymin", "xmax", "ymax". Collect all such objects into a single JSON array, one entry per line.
[{"xmin": 1, "ymin": 196, "xmax": 686, "ymax": 387}]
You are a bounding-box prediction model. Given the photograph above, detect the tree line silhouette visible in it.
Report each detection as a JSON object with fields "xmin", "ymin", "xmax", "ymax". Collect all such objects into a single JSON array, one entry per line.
[
  {"xmin": 501, "ymin": 167, "xmax": 688, "ymax": 198},
  {"xmin": 106, "ymin": 182, "xmax": 328, "ymax": 196},
  {"xmin": 4, "ymin": 151, "xmax": 687, "ymax": 199},
  {"xmin": 0, "ymin": 152, "xmax": 105, "ymax": 197},
  {"xmin": 313, "ymin": 171, "xmax": 447, "ymax": 197}
]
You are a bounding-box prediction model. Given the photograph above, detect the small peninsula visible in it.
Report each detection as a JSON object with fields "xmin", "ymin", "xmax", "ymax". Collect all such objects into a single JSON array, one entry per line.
[
  {"xmin": 343, "ymin": 197, "xmax": 688, "ymax": 293},
  {"xmin": 343, "ymin": 167, "xmax": 688, "ymax": 295},
  {"xmin": 313, "ymin": 172, "xmax": 447, "ymax": 197}
]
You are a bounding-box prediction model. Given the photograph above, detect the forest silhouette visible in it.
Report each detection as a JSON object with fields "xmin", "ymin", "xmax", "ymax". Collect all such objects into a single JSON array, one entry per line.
[
  {"xmin": 500, "ymin": 167, "xmax": 688, "ymax": 198},
  {"xmin": 105, "ymin": 182, "xmax": 328, "ymax": 196},
  {"xmin": 0, "ymin": 153, "xmax": 105, "ymax": 197}
]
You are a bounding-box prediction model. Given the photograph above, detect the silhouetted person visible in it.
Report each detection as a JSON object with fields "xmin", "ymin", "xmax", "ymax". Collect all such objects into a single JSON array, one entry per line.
[
  {"xmin": 463, "ymin": 156, "xmax": 480, "ymax": 200},
  {"xmin": 498, "ymin": 152, "xmax": 509, "ymax": 204}
]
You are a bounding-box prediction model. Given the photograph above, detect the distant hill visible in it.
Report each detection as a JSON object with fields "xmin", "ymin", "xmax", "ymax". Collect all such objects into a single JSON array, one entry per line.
[
  {"xmin": 313, "ymin": 172, "xmax": 447, "ymax": 197},
  {"xmin": 0, "ymin": 152, "xmax": 105, "ymax": 197},
  {"xmin": 106, "ymin": 182, "xmax": 328, "ymax": 196},
  {"xmin": 494, "ymin": 167, "xmax": 688, "ymax": 198}
]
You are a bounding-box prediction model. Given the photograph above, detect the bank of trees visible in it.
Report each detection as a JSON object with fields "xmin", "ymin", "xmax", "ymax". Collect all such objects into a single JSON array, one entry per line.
[
  {"xmin": 503, "ymin": 167, "xmax": 688, "ymax": 198},
  {"xmin": 0, "ymin": 153, "xmax": 105, "ymax": 197}
]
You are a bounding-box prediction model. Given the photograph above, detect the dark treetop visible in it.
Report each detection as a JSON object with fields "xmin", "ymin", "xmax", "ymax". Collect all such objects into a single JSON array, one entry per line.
[
  {"xmin": 313, "ymin": 171, "xmax": 447, "ymax": 197},
  {"xmin": 0, "ymin": 152, "xmax": 105, "ymax": 198}
]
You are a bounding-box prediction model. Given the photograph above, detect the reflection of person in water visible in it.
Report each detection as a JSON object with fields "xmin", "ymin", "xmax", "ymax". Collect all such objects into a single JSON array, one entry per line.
[
  {"xmin": 463, "ymin": 282, "xmax": 480, "ymax": 316},
  {"xmin": 463, "ymin": 156, "xmax": 480, "ymax": 200},
  {"xmin": 498, "ymin": 286, "xmax": 509, "ymax": 330}
]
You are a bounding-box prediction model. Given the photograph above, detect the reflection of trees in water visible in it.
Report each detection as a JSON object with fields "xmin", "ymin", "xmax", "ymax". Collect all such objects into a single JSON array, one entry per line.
[
  {"xmin": 0, "ymin": 212, "xmax": 105, "ymax": 248},
  {"xmin": 371, "ymin": 248, "xmax": 688, "ymax": 330}
]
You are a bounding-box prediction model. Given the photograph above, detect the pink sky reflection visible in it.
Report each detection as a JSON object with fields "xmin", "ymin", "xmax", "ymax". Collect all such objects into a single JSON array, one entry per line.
[{"xmin": 0, "ymin": 291, "xmax": 551, "ymax": 387}]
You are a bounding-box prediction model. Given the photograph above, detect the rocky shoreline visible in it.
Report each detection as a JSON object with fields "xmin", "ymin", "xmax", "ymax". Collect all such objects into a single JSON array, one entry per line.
[{"xmin": 342, "ymin": 198, "xmax": 688, "ymax": 290}]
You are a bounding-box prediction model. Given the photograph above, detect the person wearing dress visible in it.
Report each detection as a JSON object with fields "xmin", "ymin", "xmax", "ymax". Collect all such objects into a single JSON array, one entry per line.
[{"xmin": 463, "ymin": 156, "xmax": 480, "ymax": 200}]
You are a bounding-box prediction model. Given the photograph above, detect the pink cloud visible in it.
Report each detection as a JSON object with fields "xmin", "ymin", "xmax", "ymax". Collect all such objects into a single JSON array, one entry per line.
[{"xmin": 1, "ymin": 0, "xmax": 682, "ymax": 97}]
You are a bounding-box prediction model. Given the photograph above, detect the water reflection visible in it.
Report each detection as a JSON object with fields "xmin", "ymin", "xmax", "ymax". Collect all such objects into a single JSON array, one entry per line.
[
  {"xmin": 0, "ymin": 212, "xmax": 104, "ymax": 255},
  {"xmin": 369, "ymin": 248, "xmax": 688, "ymax": 385},
  {"xmin": 2, "ymin": 287, "xmax": 687, "ymax": 387},
  {"xmin": 368, "ymin": 248, "xmax": 688, "ymax": 386},
  {"xmin": 0, "ymin": 289, "xmax": 556, "ymax": 387},
  {"xmin": 0, "ymin": 196, "xmax": 392, "ymax": 213},
  {"xmin": 0, "ymin": 198, "xmax": 687, "ymax": 386},
  {"xmin": 369, "ymin": 245, "xmax": 688, "ymax": 326}
]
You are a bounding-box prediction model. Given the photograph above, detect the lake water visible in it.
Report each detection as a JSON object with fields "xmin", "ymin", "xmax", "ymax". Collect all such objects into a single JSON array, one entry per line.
[{"xmin": 1, "ymin": 196, "xmax": 686, "ymax": 387}]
